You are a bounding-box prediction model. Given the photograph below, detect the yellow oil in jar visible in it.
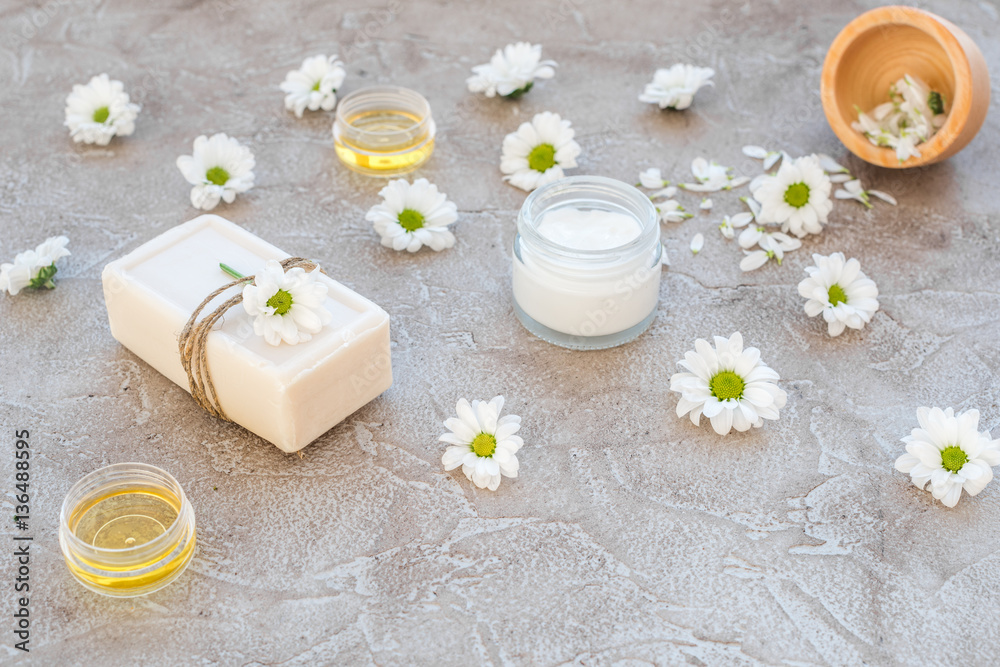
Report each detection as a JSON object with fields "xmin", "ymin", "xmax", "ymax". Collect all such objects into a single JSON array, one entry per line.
[
  {"xmin": 334, "ymin": 109, "xmax": 435, "ymax": 175},
  {"xmin": 65, "ymin": 488, "xmax": 195, "ymax": 594}
]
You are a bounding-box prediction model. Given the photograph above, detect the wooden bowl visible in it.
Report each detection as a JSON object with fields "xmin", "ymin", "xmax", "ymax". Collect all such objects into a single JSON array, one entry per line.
[{"xmin": 821, "ymin": 6, "xmax": 990, "ymax": 168}]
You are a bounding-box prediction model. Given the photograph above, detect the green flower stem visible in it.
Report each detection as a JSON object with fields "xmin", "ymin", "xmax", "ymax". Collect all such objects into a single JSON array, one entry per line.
[{"xmin": 220, "ymin": 263, "xmax": 248, "ymax": 280}]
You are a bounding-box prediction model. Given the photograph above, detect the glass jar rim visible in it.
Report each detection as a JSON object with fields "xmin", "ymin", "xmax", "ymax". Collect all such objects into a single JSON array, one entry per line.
[
  {"xmin": 334, "ymin": 85, "xmax": 433, "ymax": 140},
  {"xmin": 59, "ymin": 462, "xmax": 192, "ymax": 556},
  {"xmin": 518, "ymin": 175, "xmax": 660, "ymax": 262}
]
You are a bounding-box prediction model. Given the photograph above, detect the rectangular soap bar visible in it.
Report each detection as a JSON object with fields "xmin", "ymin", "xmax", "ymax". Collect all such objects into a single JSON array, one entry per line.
[{"xmin": 101, "ymin": 214, "xmax": 392, "ymax": 452}]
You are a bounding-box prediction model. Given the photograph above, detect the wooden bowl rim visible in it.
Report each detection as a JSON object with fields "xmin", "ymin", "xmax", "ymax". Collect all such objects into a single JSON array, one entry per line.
[{"xmin": 821, "ymin": 5, "xmax": 973, "ymax": 168}]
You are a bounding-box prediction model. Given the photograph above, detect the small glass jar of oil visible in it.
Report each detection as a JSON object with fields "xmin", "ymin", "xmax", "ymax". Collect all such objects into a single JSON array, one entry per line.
[
  {"xmin": 333, "ymin": 85, "xmax": 435, "ymax": 176},
  {"xmin": 59, "ymin": 463, "xmax": 196, "ymax": 597}
]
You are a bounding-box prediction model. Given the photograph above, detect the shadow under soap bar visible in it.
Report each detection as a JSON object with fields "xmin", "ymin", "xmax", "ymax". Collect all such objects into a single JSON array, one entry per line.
[{"xmin": 101, "ymin": 214, "xmax": 392, "ymax": 452}]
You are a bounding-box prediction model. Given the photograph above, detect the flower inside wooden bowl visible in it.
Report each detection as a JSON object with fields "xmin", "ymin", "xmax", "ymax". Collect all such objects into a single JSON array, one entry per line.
[{"xmin": 821, "ymin": 5, "xmax": 990, "ymax": 169}]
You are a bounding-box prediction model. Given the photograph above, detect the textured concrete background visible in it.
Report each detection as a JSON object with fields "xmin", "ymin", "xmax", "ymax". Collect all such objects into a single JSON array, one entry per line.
[{"xmin": 1, "ymin": 0, "xmax": 999, "ymax": 664}]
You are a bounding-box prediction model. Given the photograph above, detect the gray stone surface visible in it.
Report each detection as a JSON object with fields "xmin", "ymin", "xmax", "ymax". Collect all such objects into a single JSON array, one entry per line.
[{"xmin": 1, "ymin": 0, "xmax": 999, "ymax": 664}]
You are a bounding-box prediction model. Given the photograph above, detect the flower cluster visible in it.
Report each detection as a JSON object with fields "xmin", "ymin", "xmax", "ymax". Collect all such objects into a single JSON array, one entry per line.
[
  {"xmin": 853, "ymin": 74, "xmax": 947, "ymax": 162},
  {"xmin": 0, "ymin": 237, "xmax": 71, "ymax": 296}
]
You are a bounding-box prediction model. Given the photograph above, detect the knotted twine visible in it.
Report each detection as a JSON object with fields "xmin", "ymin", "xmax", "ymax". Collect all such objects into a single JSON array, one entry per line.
[{"xmin": 178, "ymin": 257, "xmax": 323, "ymax": 422}]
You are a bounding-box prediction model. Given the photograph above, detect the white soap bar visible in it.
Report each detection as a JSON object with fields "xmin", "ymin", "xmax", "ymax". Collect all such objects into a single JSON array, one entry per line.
[{"xmin": 101, "ymin": 214, "xmax": 392, "ymax": 453}]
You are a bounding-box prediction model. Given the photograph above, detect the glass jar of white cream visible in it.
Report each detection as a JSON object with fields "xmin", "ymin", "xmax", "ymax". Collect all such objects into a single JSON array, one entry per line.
[{"xmin": 512, "ymin": 175, "xmax": 662, "ymax": 350}]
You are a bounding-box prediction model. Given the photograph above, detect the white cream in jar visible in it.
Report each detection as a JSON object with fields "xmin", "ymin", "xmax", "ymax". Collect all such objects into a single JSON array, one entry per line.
[{"xmin": 512, "ymin": 176, "xmax": 662, "ymax": 350}]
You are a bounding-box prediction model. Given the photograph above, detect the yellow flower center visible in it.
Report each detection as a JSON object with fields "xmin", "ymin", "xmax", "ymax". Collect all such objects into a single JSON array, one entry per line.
[
  {"xmin": 471, "ymin": 433, "xmax": 497, "ymax": 458},
  {"xmin": 528, "ymin": 143, "xmax": 556, "ymax": 172},
  {"xmin": 828, "ymin": 284, "xmax": 848, "ymax": 306},
  {"xmin": 206, "ymin": 167, "xmax": 230, "ymax": 186},
  {"xmin": 93, "ymin": 106, "xmax": 110, "ymax": 123},
  {"xmin": 266, "ymin": 288, "xmax": 293, "ymax": 315},
  {"xmin": 784, "ymin": 182, "xmax": 810, "ymax": 208},
  {"xmin": 709, "ymin": 371, "xmax": 745, "ymax": 401},
  {"xmin": 940, "ymin": 446, "xmax": 968, "ymax": 473},
  {"xmin": 397, "ymin": 209, "xmax": 425, "ymax": 232}
]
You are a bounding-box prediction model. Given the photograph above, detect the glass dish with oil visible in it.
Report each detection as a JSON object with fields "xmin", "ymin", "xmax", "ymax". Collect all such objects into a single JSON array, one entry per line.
[
  {"xmin": 333, "ymin": 85, "xmax": 435, "ymax": 176},
  {"xmin": 59, "ymin": 463, "xmax": 196, "ymax": 597}
]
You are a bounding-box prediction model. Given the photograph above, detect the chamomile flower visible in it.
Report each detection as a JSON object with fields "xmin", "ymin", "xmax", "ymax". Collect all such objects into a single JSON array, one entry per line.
[
  {"xmin": 669, "ymin": 332, "xmax": 786, "ymax": 435},
  {"xmin": 241, "ymin": 260, "xmax": 332, "ymax": 346},
  {"xmin": 365, "ymin": 178, "xmax": 458, "ymax": 252},
  {"xmin": 797, "ymin": 252, "xmax": 879, "ymax": 336},
  {"xmin": 441, "ymin": 396, "xmax": 523, "ymax": 491},
  {"xmin": 64, "ymin": 73, "xmax": 139, "ymax": 146},
  {"xmin": 895, "ymin": 407, "xmax": 1000, "ymax": 508},
  {"xmin": 750, "ymin": 154, "xmax": 832, "ymax": 238},
  {"xmin": 467, "ymin": 42, "xmax": 556, "ymax": 99},
  {"xmin": 280, "ymin": 54, "xmax": 346, "ymax": 118},
  {"xmin": 500, "ymin": 111, "xmax": 580, "ymax": 192},
  {"xmin": 176, "ymin": 133, "xmax": 256, "ymax": 211},
  {"xmin": 639, "ymin": 64, "xmax": 714, "ymax": 110},
  {"xmin": 0, "ymin": 236, "xmax": 71, "ymax": 296}
]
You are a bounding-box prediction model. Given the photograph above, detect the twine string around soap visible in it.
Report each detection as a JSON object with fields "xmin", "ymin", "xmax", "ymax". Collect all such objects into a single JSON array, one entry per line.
[{"xmin": 178, "ymin": 257, "xmax": 323, "ymax": 422}]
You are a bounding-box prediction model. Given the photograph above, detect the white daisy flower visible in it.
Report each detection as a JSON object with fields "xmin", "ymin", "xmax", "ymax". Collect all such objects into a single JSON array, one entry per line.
[
  {"xmin": 241, "ymin": 259, "xmax": 332, "ymax": 346},
  {"xmin": 440, "ymin": 396, "xmax": 524, "ymax": 491},
  {"xmin": 797, "ymin": 252, "xmax": 879, "ymax": 337},
  {"xmin": 64, "ymin": 73, "xmax": 139, "ymax": 146},
  {"xmin": 680, "ymin": 158, "xmax": 749, "ymax": 192},
  {"xmin": 0, "ymin": 236, "xmax": 71, "ymax": 296},
  {"xmin": 750, "ymin": 154, "xmax": 832, "ymax": 238},
  {"xmin": 639, "ymin": 64, "xmax": 714, "ymax": 110},
  {"xmin": 718, "ymin": 212, "xmax": 753, "ymax": 240},
  {"xmin": 738, "ymin": 230, "xmax": 801, "ymax": 272},
  {"xmin": 467, "ymin": 42, "xmax": 556, "ymax": 99},
  {"xmin": 895, "ymin": 407, "xmax": 1000, "ymax": 508},
  {"xmin": 500, "ymin": 111, "xmax": 581, "ymax": 192},
  {"xmin": 669, "ymin": 332, "xmax": 787, "ymax": 436},
  {"xmin": 742, "ymin": 145, "xmax": 783, "ymax": 170},
  {"xmin": 656, "ymin": 199, "xmax": 692, "ymax": 224},
  {"xmin": 279, "ymin": 54, "xmax": 346, "ymax": 118},
  {"xmin": 690, "ymin": 233, "xmax": 704, "ymax": 255},
  {"xmin": 365, "ymin": 178, "xmax": 458, "ymax": 252},
  {"xmin": 639, "ymin": 167, "xmax": 668, "ymax": 189},
  {"xmin": 176, "ymin": 133, "xmax": 256, "ymax": 211}
]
